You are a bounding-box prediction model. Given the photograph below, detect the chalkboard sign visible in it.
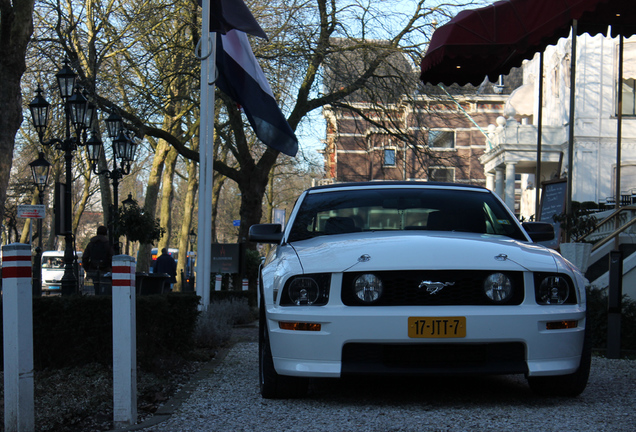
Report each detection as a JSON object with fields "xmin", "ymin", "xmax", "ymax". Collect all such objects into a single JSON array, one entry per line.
[{"xmin": 539, "ymin": 179, "xmax": 567, "ymax": 247}]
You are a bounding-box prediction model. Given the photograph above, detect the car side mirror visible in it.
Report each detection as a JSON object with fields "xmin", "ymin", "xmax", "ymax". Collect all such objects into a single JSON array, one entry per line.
[
  {"xmin": 249, "ymin": 224, "xmax": 283, "ymax": 244},
  {"xmin": 522, "ymin": 222, "xmax": 555, "ymax": 243}
]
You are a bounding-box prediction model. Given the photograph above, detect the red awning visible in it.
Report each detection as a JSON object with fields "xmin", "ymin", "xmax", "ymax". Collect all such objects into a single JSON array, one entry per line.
[{"xmin": 420, "ymin": 0, "xmax": 636, "ymax": 86}]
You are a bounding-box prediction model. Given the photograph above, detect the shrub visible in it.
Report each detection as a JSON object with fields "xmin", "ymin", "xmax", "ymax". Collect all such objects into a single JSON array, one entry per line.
[
  {"xmin": 194, "ymin": 298, "xmax": 255, "ymax": 348},
  {"xmin": 0, "ymin": 293, "xmax": 200, "ymax": 370},
  {"xmin": 587, "ymin": 286, "xmax": 636, "ymax": 352}
]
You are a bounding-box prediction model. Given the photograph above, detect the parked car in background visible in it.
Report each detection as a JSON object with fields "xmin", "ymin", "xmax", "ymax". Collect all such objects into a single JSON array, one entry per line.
[
  {"xmin": 250, "ymin": 182, "xmax": 590, "ymax": 399},
  {"xmin": 41, "ymin": 250, "xmax": 84, "ymax": 294}
]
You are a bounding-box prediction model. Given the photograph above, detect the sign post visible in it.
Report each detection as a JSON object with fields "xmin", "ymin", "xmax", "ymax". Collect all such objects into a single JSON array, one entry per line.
[{"xmin": 17, "ymin": 205, "xmax": 46, "ymax": 220}]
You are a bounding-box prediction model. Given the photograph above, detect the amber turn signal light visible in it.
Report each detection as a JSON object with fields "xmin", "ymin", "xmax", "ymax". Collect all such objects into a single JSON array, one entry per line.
[
  {"xmin": 279, "ymin": 322, "xmax": 321, "ymax": 331},
  {"xmin": 546, "ymin": 320, "xmax": 578, "ymax": 330}
]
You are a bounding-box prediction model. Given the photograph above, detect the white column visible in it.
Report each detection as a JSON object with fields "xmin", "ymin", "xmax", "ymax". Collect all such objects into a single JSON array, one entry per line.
[
  {"xmin": 112, "ymin": 255, "xmax": 137, "ymax": 428},
  {"xmin": 505, "ymin": 162, "xmax": 517, "ymax": 212},
  {"xmin": 2, "ymin": 243, "xmax": 34, "ymax": 432},
  {"xmin": 486, "ymin": 173, "xmax": 495, "ymax": 192},
  {"xmin": 495, "ymin": 167, "xmax": 505, "ymax": 199}
]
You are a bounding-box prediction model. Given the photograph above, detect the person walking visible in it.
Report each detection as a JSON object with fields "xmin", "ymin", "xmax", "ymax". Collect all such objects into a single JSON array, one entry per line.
[
  {"xmin": 154, "ymin": 248, "xmax": 177, "ymax": 291},
  {"xmin": 83, "ymin": 226, "xmax": 114, "ymax": 295}
]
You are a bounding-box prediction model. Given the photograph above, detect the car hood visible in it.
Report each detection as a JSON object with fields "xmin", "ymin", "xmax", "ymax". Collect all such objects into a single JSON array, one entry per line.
[{"xmin": 288, "ymin": 231, "xmax": 562, "ymax": 274}]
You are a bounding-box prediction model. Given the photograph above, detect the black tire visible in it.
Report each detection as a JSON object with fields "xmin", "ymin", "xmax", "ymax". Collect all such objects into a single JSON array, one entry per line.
[
  {"xmin": 527, "ymin": 317, "xmax": 592, "ymax": 397},
  {"xmin": 259, "ymin": 300, "xmax": 308, "ymax": 399}
]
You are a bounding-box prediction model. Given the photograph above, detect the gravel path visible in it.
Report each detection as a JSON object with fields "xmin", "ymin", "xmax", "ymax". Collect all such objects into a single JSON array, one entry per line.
[{"xmin": 142, "ymin": 341, "xmax": 636, "ymax": 432}]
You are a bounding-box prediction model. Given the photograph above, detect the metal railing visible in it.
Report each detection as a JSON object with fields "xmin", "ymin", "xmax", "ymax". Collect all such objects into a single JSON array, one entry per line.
[{"xmin": 579, "ymin": 205, "xmax": 636, "ymax": 252}]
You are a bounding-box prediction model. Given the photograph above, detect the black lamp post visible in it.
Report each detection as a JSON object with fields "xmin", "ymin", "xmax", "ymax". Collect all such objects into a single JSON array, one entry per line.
[
  {"xmin": 86, "ymin": 112, "xmax": 137, "ymax": 255},
  {"xmin": 29, "ymin": 152, "xmax": 51, "ymax": 297},
  {"xmin": 28, "ymin": 59, "xmax": 95, "ymax": 296},
  {"xmin": 189, "ymin": 229, "xmax": 197, "ymax": 250}
]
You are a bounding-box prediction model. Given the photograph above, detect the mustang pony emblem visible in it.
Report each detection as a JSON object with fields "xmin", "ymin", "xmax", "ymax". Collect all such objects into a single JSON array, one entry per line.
[{"xmin": 418, "ymin": 280, "xmax": 455, "ymax": 294}]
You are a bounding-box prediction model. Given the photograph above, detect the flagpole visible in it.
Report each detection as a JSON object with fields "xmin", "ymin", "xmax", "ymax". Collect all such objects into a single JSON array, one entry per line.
[{"xmin": 197, "ymin": 0, "xmax": 215, "ymax": 310}]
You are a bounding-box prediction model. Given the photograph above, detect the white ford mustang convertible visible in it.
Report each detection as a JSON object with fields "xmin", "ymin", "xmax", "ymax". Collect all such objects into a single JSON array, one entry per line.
[{"xmin": 249, "ymin": 182, "xmax": 590, "ymax": 398}]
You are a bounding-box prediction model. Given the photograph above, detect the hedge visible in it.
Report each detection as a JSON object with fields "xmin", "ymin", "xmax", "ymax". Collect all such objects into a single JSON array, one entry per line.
[{"xmin": 0, "ymin": 293, "xmax": 200, "ymax": 370}]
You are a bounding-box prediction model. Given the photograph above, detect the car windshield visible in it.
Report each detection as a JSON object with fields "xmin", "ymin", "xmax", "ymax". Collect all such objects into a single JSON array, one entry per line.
[
  {"xmin": 42, "ymin": 257, "xmax": 64, "ymax": 269},
  {"xmin": 288, "ymin": 187, "xmax": 527, "ymax": 242}
]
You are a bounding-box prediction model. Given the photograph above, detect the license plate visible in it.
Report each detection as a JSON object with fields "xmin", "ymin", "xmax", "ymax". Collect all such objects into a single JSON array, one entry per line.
[
  {"xmin": 48, "ymin": 286, "xmax": 60, "ymax": 290},
  {"xmin": 408, "ymin": 316, "xmax": 466, "ymax": 338}
]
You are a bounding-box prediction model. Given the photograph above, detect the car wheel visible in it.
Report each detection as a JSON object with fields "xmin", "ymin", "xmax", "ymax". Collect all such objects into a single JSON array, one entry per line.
[
  {"xmin": 527, "ymin": 317, "xmax": 592, "ymax": 397},
  {"xmin": 259, "ymin": 300, "xmax": 308, "ymax": 399}
]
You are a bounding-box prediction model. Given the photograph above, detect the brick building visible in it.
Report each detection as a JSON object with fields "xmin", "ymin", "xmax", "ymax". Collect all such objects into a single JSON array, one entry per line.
[{"xmin": 321, "ymin": 39, "xmax": 521, "ymax": 186}]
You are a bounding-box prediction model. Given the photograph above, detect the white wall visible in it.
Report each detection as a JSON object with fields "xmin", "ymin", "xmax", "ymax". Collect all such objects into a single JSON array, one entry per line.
[{"xmin": 521, "ymin": 34, "xmax": 636, "ymax": 204}]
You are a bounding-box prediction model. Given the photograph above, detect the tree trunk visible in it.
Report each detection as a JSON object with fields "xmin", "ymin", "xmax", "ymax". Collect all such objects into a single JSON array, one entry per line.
[
  {"xmin": 137, "ymin": 139, "xmax": 171, "ymax": 272},
  {"xmin": 234, "ymin": 149, "xmax": 279, "ymax": 250},
  {"xmin": 0, "ymin": 1, "xmax": 35, "ymax": 228},
  {"xmin": 211, "ymin": 173, "xmax": 226, "ymax": 243},
  {"xmin": 174, "ymin": 158, "xmax": 198, "ymax": 292},
  {"xmin": 157, "ymin": 146, "xmax": 178, "ymax": 252}
]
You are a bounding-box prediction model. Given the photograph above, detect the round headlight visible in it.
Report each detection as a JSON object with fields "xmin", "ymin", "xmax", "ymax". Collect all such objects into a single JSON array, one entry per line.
[
  {"xmin": 538, "ymin": 276, "xmax": 570, "ymax": 304},
  {"xmin": 288, "ymin": 277, "xmax": 321, "ymax": 305},
  {"xmin": 354, "ymin": 274, "xmax": 383, "ymax": 303},
  {"xmin": 484, "ymin": 272, "xmax": 513, "ymax": 303}
]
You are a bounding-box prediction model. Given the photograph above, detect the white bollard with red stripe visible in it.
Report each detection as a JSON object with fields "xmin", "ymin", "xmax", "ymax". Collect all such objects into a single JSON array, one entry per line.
[
  {"xmin": 2, "ymin": 243, "xmax": 35, "ymax": 432},
  {"xmin": 111, "ymin": 255, "xmax": 137, "ymax": 427},
  {"xmin": 242, "ymin": 278, "xmax": 249, "ymax": 291},
  {"xmin": 215, "ymin": 273, "xmax": 222, "ymax": 291}
]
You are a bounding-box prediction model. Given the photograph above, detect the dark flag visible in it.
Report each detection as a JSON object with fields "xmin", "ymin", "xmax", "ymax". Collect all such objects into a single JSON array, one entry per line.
[
  {"xmin": 215, "ymin": 30, "xmax": 298, "ymax": 157},
  {"xmin": 199, "ymin": 0, "xmax": 268, "ymax": 39}
]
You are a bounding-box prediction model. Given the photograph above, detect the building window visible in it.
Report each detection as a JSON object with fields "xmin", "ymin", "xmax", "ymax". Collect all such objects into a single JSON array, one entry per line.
[
  {"xmin": 620, "ymin": 78, "xmax": 636, "ymax": 116},
  {"xmin": 428, "ymin": 167, "xmax": 455, "ymax": 182},
  {"xmin": 617, "ymin": 42, "xmax": 636, "ymax": 116},
  {"xmin": 384, "ymin": 148, "xmax": 396, "ymax": 166},
  {"xmin": 428, "ymin": 130, "xmax": 455, "ymax": 149}
]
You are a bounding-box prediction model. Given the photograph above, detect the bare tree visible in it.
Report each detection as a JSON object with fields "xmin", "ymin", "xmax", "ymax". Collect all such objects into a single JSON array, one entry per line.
[
  {"xmin": 213, "ymin": 0, "xmax": 481, "ymax": 246},
  {"xmin": 19, "ymin": 0, "xmax": 483, "ymax": 266}
]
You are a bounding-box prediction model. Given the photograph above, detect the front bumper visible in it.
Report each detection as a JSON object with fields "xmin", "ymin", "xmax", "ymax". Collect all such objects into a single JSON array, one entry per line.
[
  {"xmin": 266, "ymin": 304, "xmax": 586, "ymax": 378},
  {"xmin": 42, "ymin": 283, "xmax": 61, "ymax": 292}
]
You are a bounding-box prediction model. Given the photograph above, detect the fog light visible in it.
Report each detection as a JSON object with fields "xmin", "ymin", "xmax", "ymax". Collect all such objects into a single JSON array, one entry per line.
[
  {"xmin": 484, "ymin": 272, "xmax": 513, "ymax": 303},
  {"xmin": 354, "ymin": 273, "xmax": 383, "ymax": 303},
  {"xmin": 279, "ymin": 322, "xmax": 321, "ymax": 331}
]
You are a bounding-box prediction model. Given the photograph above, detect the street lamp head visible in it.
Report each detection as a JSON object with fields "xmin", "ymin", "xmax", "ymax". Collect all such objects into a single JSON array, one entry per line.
[
  {"xmin": 29, "ymin": 152, "xmax": 52, "ymax": 193},
  {"xmin": 67, "ymin": 87, "xmax": 88, "ymax": 132},
  {"xmin": 114, "ymin": 130, "xmax": 137, "ymax": 163},
  {"xmin": 55, "ymin": 59, "xmax": 77, "ymax": 100},
  {"xmin": 28, "ymin": 85, "xmax": 50, "ymax": 142},
  {"xmin": 123, "ymin": 135, "xmax": 138, "ymax": 163},
  {"xmin": 86, "ymin": 131, "xmax": 103, "ymax": 171},
  {"xmin": 105, "ymin": 112, "xmax": 123, "ymax": 139},
  {"xmin": 122, "ymin": 193, "xmax": 137, "ymax": 210},
  {"xmin": 84, "ymin": 99, "xmax": 97, "ymax": 130},
  {"xmin": 113, "ymin": 130, "xmax": 129, "ymax": 160}
]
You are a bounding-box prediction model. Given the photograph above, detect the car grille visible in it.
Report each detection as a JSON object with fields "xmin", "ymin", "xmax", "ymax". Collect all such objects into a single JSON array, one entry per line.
[
  {"xmin": 341, "ymin": 270, "xmax": 525, "ymax": 306},
  {"xmin": 341, "ymin": 342, "xmax": 528, "ymax": 376}
]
